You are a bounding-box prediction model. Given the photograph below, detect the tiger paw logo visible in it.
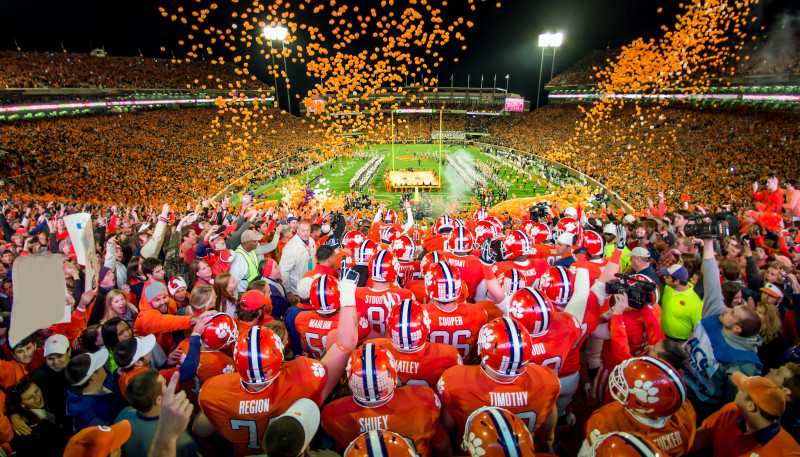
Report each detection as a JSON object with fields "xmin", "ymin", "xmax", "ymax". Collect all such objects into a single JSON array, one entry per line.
[
  {"xmin": 422, "ymin": 309, "xmax": 432, "ymax": 328},
  {"xmin": 631, "ymin": 380, "xmax": 660, "ymax": 404},
  {"xmin": 508, "ymin": 299, "xmax": 526, "ymax": 320},
  {"xmin": 359, "ymin": 316, "xmax": 369, "ymax": 329},
  {"xmin": 223, "ymin": 364, "xmax": 235, "ymax": 374},
  {"xmin": 215, "ymin": 321, "xmax": 232, "ymax": 339},
  {"xmin": 311, "ymin": 362, "xmax": 326, "ymax": 378},
  {"xmin": 465, "ymin": 433, "xmax": 486, "ymax": 456},
  {"xmin": 478, "ymin": 327, "xmax": 496, "ymax": 351}
]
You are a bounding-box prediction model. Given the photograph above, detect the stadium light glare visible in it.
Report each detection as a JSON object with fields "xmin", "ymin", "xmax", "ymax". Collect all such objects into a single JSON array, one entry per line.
[
  {"xmin": 538, "ymin": 32, "xmax": 563, "ymax": 48},
  {"xmin": 263, "ymin": 25, "xmax": 288, "ymax": 42}
]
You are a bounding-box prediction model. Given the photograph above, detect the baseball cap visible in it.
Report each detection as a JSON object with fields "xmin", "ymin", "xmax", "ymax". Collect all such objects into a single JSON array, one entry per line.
[
  {"xmin": 240, "ymin": 290, "xmax": 271, "ymax": 311},
  {"xmin": 43, "ymin": 334, "xmax": 70, "ymax": 357},
  {"xmin": 603, "ymin": 224, "xmax": 617, "ymax": 236},
  {"xmin": 630, "ymin": 247, "xmax": 651, "ymax": 259},
  {"xmin": 264, "ymin": 398, "xmax": 320, "ymax": 455},
  {"xmin": 760, "ymin": 283, "xmax": 785, "ymax": 299},
  {"xmin": 657, "ymin": 231, "xmax": 676, "ymax": 247},
  {"xmin": 556, "ymin": 232, "xmax": 575, "ymax": 246},
  {"xmin": 66, "ymin": 349, "xmax": 109, "ymax": 386},
  {"xmin": 117, "ymin": 334, "xmax": 156, "ymax": 369},
  {"xmin": 241, "ymin": 230, "xmax": 262, "ymax": 243},
  {"xmin": 321, "ymin": 224, "xmax": 331, "ymax": 234},
  {"xmin": 63, "ymin": 420, "xmax": 131, "ymax": 457},
  {"xmin": 144, "ymin": 282, "xmax": 168, "ymax": 304},
  {"xmin": 564, "ymin": 207, "xmax": 578, "ymax": 218},
  {"xmin": 659, "ymin": 264, "xmax": 689, "ymax": 282},
  {"xmin": 167, "ymin": 277, "xmax": 187, "ymax": 297},
  {"xmin": 732, "ymin": 372, "xmax": 786, "ymax": 416},
  {"xmin": 297, "ymin": 276, "xmax": 314, "ymax": 300},
  {"xmin": 623, "ymin": 214, "xmax": 636, "ymax": 224}
]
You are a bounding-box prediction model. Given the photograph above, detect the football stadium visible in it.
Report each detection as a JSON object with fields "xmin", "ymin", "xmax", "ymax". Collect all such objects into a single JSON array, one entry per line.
[{"xmin": 0, "ymin": 0, "xmax": 800, "ymax": 455}]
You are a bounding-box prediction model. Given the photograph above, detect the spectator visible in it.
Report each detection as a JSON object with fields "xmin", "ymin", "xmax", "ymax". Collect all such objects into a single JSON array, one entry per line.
[
  {"xmin": 659, "ymin": 264, "xmax": 703, "ymax": 341},
  {"xmin": 64, "ymin": 350, "xmax": 126, "ymax": 431},
  {"xmin": 280, "ymin": 220, "xmax": 317, "ymax": 297}
]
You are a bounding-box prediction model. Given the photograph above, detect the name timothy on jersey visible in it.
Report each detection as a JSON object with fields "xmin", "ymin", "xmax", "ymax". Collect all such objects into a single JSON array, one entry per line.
[
  {"xmin": 439, "ymin": 316, "xmax": 464, "ymax": 326},
  {"xmin": 309, "ymin": 319, "xmax": 333, "ymax": 330},
  {"xmin": 359, "ymin": 415, "xmax": 389, "ymax": 432},
  {"xmin": 395, "ymin": 360, "xmax": 420, "ymax": 374},
  {"xmin": 239, "ymin": 399, "xmax": 270, "ymax": 415},
  {"xmin": 653, "ymin": 431, "xmax": 683, "ymax": 451},
  {"xmin": 489, "ymin": 391, "xmax": 529, "ymax": 407}
]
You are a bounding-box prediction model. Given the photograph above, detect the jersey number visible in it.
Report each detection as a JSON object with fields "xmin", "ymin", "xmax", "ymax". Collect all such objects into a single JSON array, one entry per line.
[
  {"xmin": 367, "ymin": 306, "xmax": 386, "ymax": 335},
  {"xmin": 230, "ymin": 419, "xmax": 260, "ymax": 450},
  {"xmin": 541, "ymin": 356, "xmax": 563, "ymax": 377},
  {"xmin": 304, "ymin": 331, "xmax": 328, "ymax": 359},
  {"xmin": 429, "ymin": 329, "xmax": 472, "ymax": 359},
  {"xmin": 516, "ymin": 411, "xmax": 539, "ymax": 433}
]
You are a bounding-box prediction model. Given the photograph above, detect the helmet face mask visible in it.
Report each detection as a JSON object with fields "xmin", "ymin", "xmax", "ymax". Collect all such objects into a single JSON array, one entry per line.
[
  {"xmin": 346, "ymin": 343, "xmax": 398, "ymax": 406},
  {"xmin": 233, "ymin": 327, "xmax": 285, "ymax": 386},
  {"xmin": 608, "ymin": 356, "xmax": 686, "ymax": 420}
]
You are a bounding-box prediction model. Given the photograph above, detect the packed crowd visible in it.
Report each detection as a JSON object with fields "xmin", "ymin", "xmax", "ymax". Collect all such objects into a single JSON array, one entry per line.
[
  {"xmin": 1, "ymin": 170, "xmax": 800, "ymax": 457},
  {"xmin": 0, "ymin": 106, "xmax": 323, "ymax": 206},
  {"xmin": 0, "ymin": 51, "xmax": 263, "ymax": 90},
  {"xmin": 349, "ymin": 156, "xmax": 384, "ymax": 192}
]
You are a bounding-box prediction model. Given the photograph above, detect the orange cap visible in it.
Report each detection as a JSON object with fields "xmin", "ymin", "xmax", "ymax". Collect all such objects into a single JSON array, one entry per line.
[
  {"xmin": 732, "ymin": 372, "xmax": 786, "ymax": 416},
  {"xmin": 63, "ymin": 420, "xmax": 131, "ymax": 457}
]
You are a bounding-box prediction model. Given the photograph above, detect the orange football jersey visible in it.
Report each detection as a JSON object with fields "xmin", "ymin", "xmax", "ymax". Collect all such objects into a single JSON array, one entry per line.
[
  {"xmin": 334, "ymin": 251, "xmax": 355, "ymax": 275},
  {"xmin": 584, "ymin": 400, "xmax": 697, "ymax": 457},
  {"xmin": 177, "ymin": 339, "xmax": 235, "ymax": 406},
  {"xmin": 355, "ymin": 287, "xmax": 412, "ymax": 335},
  {"xmin": 293, "ymin": 310, "xmax": 371, "ymax": 359},
  {"xmin": 198, "ymin": 357, "xmax": 328, "ymax": 456},
  {"xmin": 493, "ymin": 258, "xmax": 550, "ymax": 288},
  {"xmin": 560, "ymin": 290, "xmax": 602, "ymax": 377},
  {"xmin": 423, "ymin": 302, "xmax": 488, "ymax": 360},
  {"xmin": 528, "ymin": 312, "xmax": 582, "ymax": 377},
  {"xmin": 422, "ymin": 234, "xmax": 446, "ymax": 253},
  {"xmin": 437, "ymin": 364, "xmax": 560, "ymax": 440},
  {"xmin": 442, "ymin": 253, "xmax": 484, "ymax": 302},
  {"xmin": 397, "ymin": 260, "xmax": 421, "ymax": 288},
  {"xmin": 366, "ymin": 337, "xmax": 462, "ymax": 388},
  {"xmin": 369, "ymin": 222, "xmax": 402, "ymax": 243},
  {"xmin": 407, "ymin": 228, "xmax": 425, "ymax": 246},
  {"xmin": 321, "ymin": 386, "xmax": 447, "ymax": 456},
  {"xmin": 529, "ymin": 244, "xmax": 560, "ymax": 266}
]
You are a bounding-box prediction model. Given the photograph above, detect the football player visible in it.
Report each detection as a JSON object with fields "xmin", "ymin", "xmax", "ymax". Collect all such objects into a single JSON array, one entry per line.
[
  {"xmin": 437, "ymin": 317, "xmax": 561, "ymax": 452},
  {"xmin": 579, "ymin": 357, "xmax": 697, "ymax": 457},
  {"xmin": 176, "ymin": 312, "xmax": 237, "ymax": 407},
  {"xmin": 367, "ymin": 299, "xmax": 462, "ymax": 388},
  {"xmin": 390, "ymin": 235, "xmax": 421, "ymax": 288},
  {"xmin": 422, "ymin": 262, "xmax": 487, "ymax": 361},
  {"xmin": 193, "ymin": 268, "xmax": 361, "ymax": 456},
  {"xmin": 321, "ymin": 343, "xmax": 451, "ymax": 456},
  {"xmin": 369, "ymin": 202, "xmax": 414, "ymax": 243},
  {"xmin": 355, "ymin": 250, "xmax": 412, "ymax": 335},
  {"xmin": 461, "ymin": 407, "xmax": 538, "ymax": 457},
  {"xmin": 442, "ymin": 227, "xmax": 483, "ymax": 302},
  {"xmin": 343, "ymin": 430, "xmax": 418, "ymax": 456}
]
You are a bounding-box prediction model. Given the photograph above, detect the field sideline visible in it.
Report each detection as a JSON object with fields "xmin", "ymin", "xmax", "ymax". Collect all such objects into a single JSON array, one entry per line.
[{"xmin": 236, "ymin": 143, "xmax": 551, "ymax": 207}]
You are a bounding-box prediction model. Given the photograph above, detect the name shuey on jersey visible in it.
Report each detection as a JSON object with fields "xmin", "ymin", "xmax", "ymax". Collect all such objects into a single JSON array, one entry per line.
[{"xmin": 359, "ymin": 415, "xmax": 390, "ymax": 433}]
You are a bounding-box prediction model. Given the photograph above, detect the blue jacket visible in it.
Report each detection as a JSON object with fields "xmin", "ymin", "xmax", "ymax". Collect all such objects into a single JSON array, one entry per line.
[{"xmin": 66, "ymin": 384, "xmax": 127, "ymax": 432}]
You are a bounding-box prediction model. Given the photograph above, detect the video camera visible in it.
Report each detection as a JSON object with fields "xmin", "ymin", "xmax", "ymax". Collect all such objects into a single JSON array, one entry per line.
[
  {"xmin": 529, "ymin": 202, "xmax": 551, "ymax": 222},
  {"xmin": 682, "ymin": 211, "xmax": 739, "ymax": 239},
  {"xmin": 605, "ymin": 273, "xmax": 656, "ymax": 310}
]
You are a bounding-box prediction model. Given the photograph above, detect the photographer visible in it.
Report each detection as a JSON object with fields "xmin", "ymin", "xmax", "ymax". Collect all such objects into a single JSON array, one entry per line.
[{"xmin": 680, "ymin": 237, "xmax": 764, "ymax": 421}]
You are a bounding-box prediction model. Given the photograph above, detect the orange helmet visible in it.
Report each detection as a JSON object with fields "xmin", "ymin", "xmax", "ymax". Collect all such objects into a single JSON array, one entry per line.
[
  {"xmin": 478, "ymin": 317, "xmax": 532, "ymax": 378},
  {"xmin": 344, "ymin": 430, "xmax": 416, "ymax": 457},
  {"xmin": 380, "ymin": 225, "xmax": 402, "ymax": 244},
  {"xmin": 342, "ymin": 230, "xmax": 367, "ymax": 252},
  {"xmin": 346, "ymin": 343, "xmax": 398, "ymax": 405},
  {"xmin": 310, "ymin": 274, "xmax": 340, "ymax": 315},
  {"xmin": 591, "ymin": 432, "xmax": 665, "ymax": 457},
  {"xmin": 538, "ymin": 266, "xmax": 574, "ymax": 306},
  {"xmin": 474, "ymin": 208, "xmax": 490, "ymax": 221},
  {"xmin": 233, "ymin": 327, "xmax": 284, "ymax": 385},
  {"xmin": 462, "ymin": 406, "xmax": 535, "ymax": 457},
  {"xmin": 369, "ymin": 250, "xmax": 401, "ymax": 284},
  {"xmin": 445, "ymin": 226, "xmax": 475, "ymax": 253},
  {"xmin": 424, "ymin": 261, "xmax": 462, "ymax": 303},
  {"xmin": 383, "ymin": 209, "xmax": 399, "ymax": 224},
  {"xmin": 354, "ymin": 239, "xmax": 379, "ymax": 266},
  {"xmin": 390, "ymin": 234, "xmax": 417, "ymax": 262},
  {"xmin": 474, "ymin": 220, "xmax": 499, "ymax": 247},
  {"xmin": 520, "ymin": 220, "xmax": 551, "ymax": 244},
  {"xmin": 502, "ymin": 230, "xmax": 532, "ymax": 260},
  {"xmin": 386, "ymin": 299, "xmax": 431, "ymax": 352},
  {"xmin": 507, "ymin": 287, "xmax": 555, "ymax": 337},
  {"xmin": 583, "ymin": 230, "xmax": 604, "ymax": 256},
  {"xmin": 609, "ymin": 356, "xmax": 686, "ymax": 419}
]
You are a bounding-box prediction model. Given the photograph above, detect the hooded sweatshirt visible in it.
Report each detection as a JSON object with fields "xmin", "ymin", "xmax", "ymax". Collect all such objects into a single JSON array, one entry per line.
[{"xmin": 681, "ymin": 257, "xmax": 762, "ymax": 404}]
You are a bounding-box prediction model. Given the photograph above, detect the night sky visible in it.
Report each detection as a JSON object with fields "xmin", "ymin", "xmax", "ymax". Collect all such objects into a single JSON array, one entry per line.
[{"xmin": 0, "ymin": 0, "xmax": 795, "ymax": 113}]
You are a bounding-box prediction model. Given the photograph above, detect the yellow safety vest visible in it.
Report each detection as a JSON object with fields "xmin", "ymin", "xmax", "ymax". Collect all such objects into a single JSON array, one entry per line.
[{"xmin": 235, "ymin": 248, "xmax": 259, "ymax": 283}]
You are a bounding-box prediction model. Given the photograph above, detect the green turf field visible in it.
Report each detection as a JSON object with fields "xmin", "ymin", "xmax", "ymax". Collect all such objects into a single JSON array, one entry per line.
[{"xmin": 235, "ymin": 143, "xmax": 552, "ymax": 208}]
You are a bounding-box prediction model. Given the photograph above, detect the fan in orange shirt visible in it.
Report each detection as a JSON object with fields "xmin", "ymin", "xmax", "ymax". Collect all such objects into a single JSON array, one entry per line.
[{"xmin": 321, "ymin": 343, "xmax": 451, "ymax": 456}]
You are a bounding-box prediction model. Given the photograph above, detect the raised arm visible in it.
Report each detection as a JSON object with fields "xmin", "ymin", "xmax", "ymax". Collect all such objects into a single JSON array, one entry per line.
[{"xmin": 701, "ymin": 238, "xmax": 725, "ymax": 318}]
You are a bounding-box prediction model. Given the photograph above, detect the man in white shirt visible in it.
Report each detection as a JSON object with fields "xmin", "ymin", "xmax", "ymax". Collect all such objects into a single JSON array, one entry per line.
[{"xmin": 280, "ymin": 220, "xmax": 316, "ymax": 297}]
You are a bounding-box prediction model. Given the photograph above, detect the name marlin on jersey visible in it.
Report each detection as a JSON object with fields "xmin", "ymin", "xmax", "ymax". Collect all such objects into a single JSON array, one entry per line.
[
  {"xmin": 439, "ymin": 316, "xmax": 463, "ymax": 326},
  {"xmin": 652, "ymin": 431, "xmax": 683, "ymax": 451},
  {"xmin": 395, "ymin": 360, "xmax": 420, "ymax": 374},
  {"xmin": 359, "ymin": 415, "xmax": 389, "ymax": 432},
  {"xmin": 489, "ymin": 391, "xmax": 529, "ymax": 407},
  {"xmin": 530, "ymin": 343, "xmax": 546, "ymax": 356},
  {"xmin": 310, "ymin": 319, "xmax": 334, "ymax": 330},
  {"xmin": 239, "ymin": 399, "xmax": 269, "ymax": 415}
]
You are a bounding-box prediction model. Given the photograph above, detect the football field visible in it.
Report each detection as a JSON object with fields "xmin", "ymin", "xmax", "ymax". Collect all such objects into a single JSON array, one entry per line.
[{"xmin": 239, "ymin": 143, "xmax": 551, "ymax": 207}]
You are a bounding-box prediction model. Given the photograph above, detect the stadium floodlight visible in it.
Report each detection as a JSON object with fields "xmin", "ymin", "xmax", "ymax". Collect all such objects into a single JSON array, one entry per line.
[
  {"xmin": 537, "ymin": 32, "xmax": 564, "ymax": 109},
  {"xmin": 263, "ymin": 25, "xmax": 288, "ymax": 42},
  {"xmin": 263, "ymin": 25, "xmax": 292, "ymax": 114}
]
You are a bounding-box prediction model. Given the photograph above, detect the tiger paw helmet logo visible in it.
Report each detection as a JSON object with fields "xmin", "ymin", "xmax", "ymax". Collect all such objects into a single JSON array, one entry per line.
[{"xmin": 630, "ymin": 379, "xmax": 660, "ymax": 406}]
